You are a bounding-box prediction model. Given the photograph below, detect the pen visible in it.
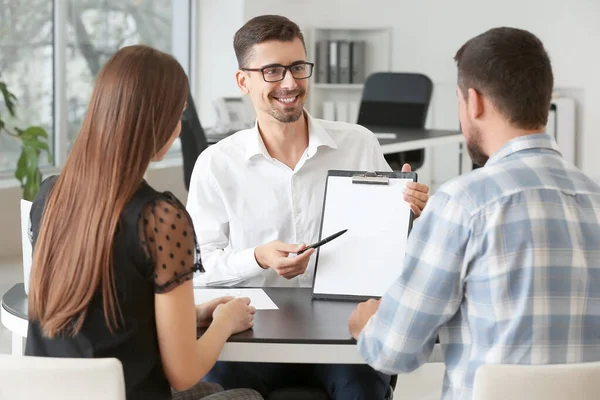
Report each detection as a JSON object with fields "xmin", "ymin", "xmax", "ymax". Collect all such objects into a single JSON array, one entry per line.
[{"xmin": 297, "ymin": 229, "xmax": 348, "ymax": 255}]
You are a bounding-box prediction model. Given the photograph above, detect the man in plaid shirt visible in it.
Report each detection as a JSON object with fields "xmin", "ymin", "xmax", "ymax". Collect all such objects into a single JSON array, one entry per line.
[{"xmin": 349, "ymin": 27, "xmax": 600, "ymax": 400}]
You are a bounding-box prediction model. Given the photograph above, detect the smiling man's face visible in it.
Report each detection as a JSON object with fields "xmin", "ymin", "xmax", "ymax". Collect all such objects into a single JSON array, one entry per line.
[{"xmin": 240, "ymin": 38, "xmax": 309, "ymax": 124}]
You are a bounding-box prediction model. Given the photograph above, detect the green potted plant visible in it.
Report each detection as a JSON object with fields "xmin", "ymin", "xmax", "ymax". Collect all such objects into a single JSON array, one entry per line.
[{"xmin": 0, "ymin": 79, "xmax": 53, "ymax": 201}]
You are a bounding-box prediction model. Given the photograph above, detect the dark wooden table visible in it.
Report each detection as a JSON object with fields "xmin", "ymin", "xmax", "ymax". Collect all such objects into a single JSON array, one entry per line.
[
  {"xmin": 3, "ymin": 284, "xmax": 443, "ymax": 363},
  {"xmin": 196, "ymin": 288, "xmax": 366, "ymax": 363}
]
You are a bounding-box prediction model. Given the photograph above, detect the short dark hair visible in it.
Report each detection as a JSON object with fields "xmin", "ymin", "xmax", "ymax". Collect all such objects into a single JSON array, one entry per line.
[
  {"xmin": 234, "ymin": 15, "xmax": 306, "ymax": 68},
  {"xmin": 454, "ymin": 27, "xmax": 553, "ymax": 129}
]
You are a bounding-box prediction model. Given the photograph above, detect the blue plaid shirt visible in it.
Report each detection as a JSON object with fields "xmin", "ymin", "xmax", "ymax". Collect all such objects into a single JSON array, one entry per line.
[{"xmin": 358, "ymin": 133, "xmax": 600, "ymax": 400}]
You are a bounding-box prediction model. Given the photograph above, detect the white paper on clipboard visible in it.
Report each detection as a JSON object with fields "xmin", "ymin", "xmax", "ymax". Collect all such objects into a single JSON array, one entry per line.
[{"xmin": 312, "ymin": 172, "xmax": 414, "ymax": 299}]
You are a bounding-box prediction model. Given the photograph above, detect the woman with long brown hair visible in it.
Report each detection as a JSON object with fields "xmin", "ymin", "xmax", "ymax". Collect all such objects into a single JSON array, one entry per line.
[{"xmin": 25, "ymin": 45, "xmax": 262, "ymax": 400}]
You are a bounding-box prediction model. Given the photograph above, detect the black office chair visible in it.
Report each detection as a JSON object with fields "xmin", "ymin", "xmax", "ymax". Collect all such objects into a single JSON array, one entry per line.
[
  {"xmin": 357, "ymin": 72, "xmax": 433, "ymax": 171},
  {"xmin": 267, "ymin": 375, "xmax": 397, "ymax": 400},
  {"xmin": 267, "ymin": 387, "xmax": 329, "ymax": 400},
  {"xmin": 179, "ymin": 93, "xmax": 209, "ymax": 191}
]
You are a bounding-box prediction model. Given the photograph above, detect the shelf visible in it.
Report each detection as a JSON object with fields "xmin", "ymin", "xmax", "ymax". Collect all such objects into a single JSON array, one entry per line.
[
  {"xmin": 313, "ymin": 83, "xmax": 364, "ymax": 90},
  {"xmin": 306, "ymin": 26, "xmax": 392, "ymax": 119}
]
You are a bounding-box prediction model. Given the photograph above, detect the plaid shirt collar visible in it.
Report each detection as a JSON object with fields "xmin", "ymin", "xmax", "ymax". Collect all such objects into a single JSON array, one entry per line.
[{"xmin": 486, "ymin": 133, "xmax": 562, "ymax": 167}]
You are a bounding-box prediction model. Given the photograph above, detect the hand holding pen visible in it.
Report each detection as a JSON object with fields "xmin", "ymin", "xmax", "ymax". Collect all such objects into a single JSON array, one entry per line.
[
  {"xmin": 254, "ymin": 240, "xmax": 315, "ymax": 280},
  {"xmin": 297, "ymin": 229, "xmax": 348, "ymax": 254}
]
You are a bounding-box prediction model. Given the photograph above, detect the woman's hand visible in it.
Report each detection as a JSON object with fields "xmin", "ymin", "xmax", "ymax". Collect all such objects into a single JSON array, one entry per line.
[
  {"xmin": 212, "ymin": 297, "xmax": 256, "ymax": 335},
  {"xmin": 195, "ymin": 296, "xmax": 234, "ymax": 327}
]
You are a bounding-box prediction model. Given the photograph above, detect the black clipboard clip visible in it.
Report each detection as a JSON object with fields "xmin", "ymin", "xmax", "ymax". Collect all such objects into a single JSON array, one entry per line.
[{"xmin": 351, "ymin": 171, "xmax": 389, "ymax": 185}]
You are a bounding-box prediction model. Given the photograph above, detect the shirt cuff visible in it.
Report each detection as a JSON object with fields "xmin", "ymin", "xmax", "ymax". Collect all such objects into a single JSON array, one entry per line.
[
  {"xmin": 357, "ymin": 315, "xmax": 378, "ymax": 362},
  {"xmin": 230, "ymin": 247, "xmax": 264, "ymax": 279}
]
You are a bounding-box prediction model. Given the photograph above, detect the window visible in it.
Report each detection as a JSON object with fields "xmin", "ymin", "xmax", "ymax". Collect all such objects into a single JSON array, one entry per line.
[
  {"xmin": 0, "ymin": 0, "xmax": 54, "ymax": 172},
  {"xmin": 0, "ymin": 0, "xmax": 193, "ymax": 176}
]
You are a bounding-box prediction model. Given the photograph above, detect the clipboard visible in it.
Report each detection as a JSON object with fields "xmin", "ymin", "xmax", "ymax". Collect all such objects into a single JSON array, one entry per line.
[{"xmin": 311, "ymin": 170, "xmax": 417, "ymax": 302}]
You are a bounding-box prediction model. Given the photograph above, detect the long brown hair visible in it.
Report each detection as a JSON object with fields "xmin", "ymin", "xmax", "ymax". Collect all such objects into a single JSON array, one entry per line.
[{"xmin": 28, "ymin": 45, "xmax": 189, "ymax": 338}]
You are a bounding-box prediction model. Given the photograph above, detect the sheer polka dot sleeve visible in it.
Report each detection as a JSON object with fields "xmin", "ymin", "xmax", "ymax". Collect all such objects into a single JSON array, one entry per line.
[{"xmin": 139, "ymin": 195, "xmax": 204, "ymax": 294}]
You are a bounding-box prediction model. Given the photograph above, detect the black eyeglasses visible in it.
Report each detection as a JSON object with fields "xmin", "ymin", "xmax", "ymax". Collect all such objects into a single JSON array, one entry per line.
[{"xmin": 241, "ymin": 61, "xmax": 314, "ymax": 82}]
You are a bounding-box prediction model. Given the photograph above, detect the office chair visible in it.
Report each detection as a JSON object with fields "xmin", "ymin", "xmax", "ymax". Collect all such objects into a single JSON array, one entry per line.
[
  {"xmin": 267, "ymin": 375, "xmax": 397, "ymax": 400},
  {"xmin": 357, "ymin": 72, "xmax": 433, "ymax": 171},
  {"xmin": 179, "ymin": 93, "xmax": 209, "ymax": 191}
]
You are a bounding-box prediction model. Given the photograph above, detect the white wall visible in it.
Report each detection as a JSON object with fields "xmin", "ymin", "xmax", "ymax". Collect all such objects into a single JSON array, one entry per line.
[{"xmin": 245, "ymin": 0, "xmax": 600, "ymax": 180}]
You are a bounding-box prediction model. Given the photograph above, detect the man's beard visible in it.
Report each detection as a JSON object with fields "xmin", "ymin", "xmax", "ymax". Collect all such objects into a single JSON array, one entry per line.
[
  {"xmin": 268, "ymin": 89, "xmax": 306, "ymax": 123},
  {"xmin": 466, "ymin": 127, "xmax": 489, "ymax": 167}
]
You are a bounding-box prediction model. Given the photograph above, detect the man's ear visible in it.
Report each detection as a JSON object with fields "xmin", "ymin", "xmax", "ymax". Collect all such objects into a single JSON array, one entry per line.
[
  {"xmin": 236, "ymin": 70, "xmax": 250, "ymax": 94},
  {"xmin": 467, "ymin": 88, "xmax": 484, "ymax": 120}
]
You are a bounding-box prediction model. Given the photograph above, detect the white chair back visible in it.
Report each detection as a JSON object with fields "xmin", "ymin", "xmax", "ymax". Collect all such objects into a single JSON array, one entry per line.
[
  {"xmin": 0, "ymin": 355, "xmax": 126, "ymax": 400},
  {"xmin": 473, "ymin": 362, "xmax": 600, "ymax": 400},
  {"xmin": 20, "ymin": 199, "xmax": 33, "ymax": 295}
]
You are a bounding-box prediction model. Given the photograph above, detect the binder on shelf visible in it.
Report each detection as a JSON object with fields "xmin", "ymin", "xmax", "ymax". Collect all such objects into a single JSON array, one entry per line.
[
  {"xmin": 311, "ymin": 170, "xmax": 418, "ymax": 301},
  {"xmin": 350, "ymin": 41, "xmax": 366, "ymax": 83},
  {"xmin": 338, "ymin": 40, "xmax": 351, "ymax": 84},
  {"xmin": 315, "ymin": 40, "xmax": 329, "ymax": 83},
  {"xmin": 328, "ymin": 41, "xmax": 339, "ymax": 83}
]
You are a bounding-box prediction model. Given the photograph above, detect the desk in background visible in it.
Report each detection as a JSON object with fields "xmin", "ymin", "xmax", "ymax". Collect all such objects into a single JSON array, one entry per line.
[
  {"xmin": 205, "ymin": 129, "xmax": 238, "ymax": 146},
  {"xmin": 372, "ymin": 127, "xmax": 463, "ymax": 156},
  {"xmin": 206, "ymin": 126, "xmax": 463, "ymax": 154}
]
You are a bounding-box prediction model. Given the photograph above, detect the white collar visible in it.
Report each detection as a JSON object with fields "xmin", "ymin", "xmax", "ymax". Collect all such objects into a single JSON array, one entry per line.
[{"xmin": 244, "ymin": 111, "xmax": 338, "ymax": 162}]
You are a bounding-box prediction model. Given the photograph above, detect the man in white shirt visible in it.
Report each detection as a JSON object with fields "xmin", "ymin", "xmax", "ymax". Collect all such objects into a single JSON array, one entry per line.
[{"xmin": 187, "ymin": 14, "xmax": 430, "ymax": 400}]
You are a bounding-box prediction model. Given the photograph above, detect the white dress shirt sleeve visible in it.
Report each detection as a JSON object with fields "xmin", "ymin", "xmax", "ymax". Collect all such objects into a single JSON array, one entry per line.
[{"xmin": 186, "ymin": 157, "xmax": 263, "ymax": 286}]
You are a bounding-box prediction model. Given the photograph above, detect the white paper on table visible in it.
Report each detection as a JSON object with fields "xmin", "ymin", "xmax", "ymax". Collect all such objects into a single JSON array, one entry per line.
[{"xmin": 193, "ymin": 288, "xmax": 279, "ymax": 310}]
